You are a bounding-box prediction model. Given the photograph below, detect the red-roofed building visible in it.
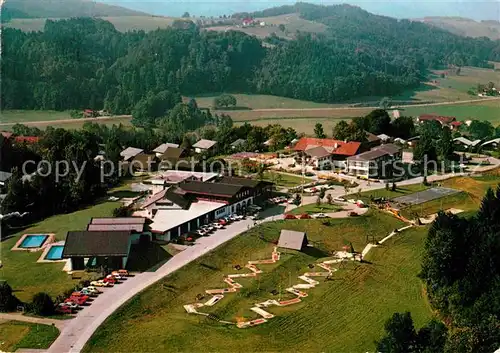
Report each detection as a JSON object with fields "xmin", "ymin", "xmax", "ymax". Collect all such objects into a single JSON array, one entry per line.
[
  {"xmin": 450, "ymin": 121, "xmax": 463, "ymax": 130},
  {"xmin": 14, "ymin": 136, "xmax": 40, "ymax": 144},
  {"xmin": 242, "ymin": 17, "xmax": 254, "ymax": 26},
  {"xmin": 294, "ymin": 138, "xmax": 362, "ymax": 169},
  {"xmin": 417, "ymin": 114, "xmax": 457, "ymax": 126}
]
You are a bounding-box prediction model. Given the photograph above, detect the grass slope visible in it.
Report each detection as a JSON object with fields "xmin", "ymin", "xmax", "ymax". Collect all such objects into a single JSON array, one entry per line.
[
  {"xmin": 0, "ymin": 200, "xmax": 119, "ymax": 302},
  {"xmin": 0, "ymin": 321, "xmax": 59, "ymax": 351},
  {"xmin": 83, "ymin": 212, "xmax": 430, "ymax": 353}
]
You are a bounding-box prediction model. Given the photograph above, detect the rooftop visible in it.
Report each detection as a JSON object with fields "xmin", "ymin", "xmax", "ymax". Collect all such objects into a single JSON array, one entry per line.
[
  {"xmin": 180, "ymin": 180, "xmax": 244, "ymax": 198},
  {"xmin": 87, "ymin": 224, "xmax": 145, "ymax": 232},
  {"xmin": 347, "ymin": 149, "xmax": 389, "ymax": 162},
  {"xmin": 419, "ymin": 114, "xmax": 456, "ymax": 124},
  {"xmin": 62, "ymin": 231, "xmax": 132, "ymax": 257},
  {"xmin": 278, "ymin": 230, "xmax": 308, "ymax": 251},
  {"xmin": 193, "ymin": 139, "xmax": 217, "ymax": 150},
  {"xmin": 159, "ymin": 147, "xmax": 184, "ymax": 161},
  {"xmin": 120, "ymin": 147, "xmax": 144, "ymax": 161},
  {"xmin": 305, "ymin": 146, "xmax": 331, "ymax": 158},
  {"xmin": 294, "ymin": 138, "xmax": 361, "ymax": 156},
  {"xmin": 372, "ymin": 143, "xmax": 402, "ymax": 155},
  {"xmin": 90, "ymin": 217, "xmax": 146, "ymax": 225},
  {"xmin": 153, "ymin": 143, "xmax": 180, "ymax": 154},
  {"xmin": 230, "ymin": 139, "xmax": 246, "ymax": 147},
  {"xmin": 0, "ymin": 171, "xmax": 13, "ymax": 183},
  {"xmin": 218, "ymin": 176, "xmax": 269, "ymax": 188},
  {"xmin": 151, "ymin": 171, "xmax": 219, "ymax": 184},
  {"xmin": 150, "ymin": 200, "xmax": 225, "ymax": 233}
]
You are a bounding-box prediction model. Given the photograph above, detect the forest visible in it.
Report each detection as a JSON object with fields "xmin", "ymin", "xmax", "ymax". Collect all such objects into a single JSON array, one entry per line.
[{"xmin": 3, "ymin": 4, "xmax": 500, "ymax": 112}]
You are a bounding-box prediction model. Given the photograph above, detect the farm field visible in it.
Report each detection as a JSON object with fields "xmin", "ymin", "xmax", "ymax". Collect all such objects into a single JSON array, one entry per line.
[
  {"xmin": 0, "ymin": 321, "xmax": 60, "ymax": 351},
  {"xmin": 0, "ymin": 110, "xmax": 73, "ymax": 124},
  {"xmin": 83, "ymin": 212, "xmax": 432, "ymax": 353},
  {"xmin": 0, "ymin": 200, "xmax": 120, "ymax": 302},
  {"xmin": 3, "ymin": 16, "xmax": 179, "ymax": 33},
  {"xmin": 0, "ymin": 115, "xmax": 133, "ymax": 131},
  {"xmin": 190, "ymin": 93, "xmax": 342, "ymax": 110}
]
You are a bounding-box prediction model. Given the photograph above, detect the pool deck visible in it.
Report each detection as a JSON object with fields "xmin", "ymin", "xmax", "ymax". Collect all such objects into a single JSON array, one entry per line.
[
  {"xmin": 37, "ymin": 241, "xmax": 68, "ymax": 264},
  {"xmin": 11, "ymin": 233, "xmax": 55, "ymax": 252}
]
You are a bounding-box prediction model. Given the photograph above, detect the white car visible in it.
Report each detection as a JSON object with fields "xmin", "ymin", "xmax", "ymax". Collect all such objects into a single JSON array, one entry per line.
[
  {"xmin": 313, "ymin": 213, "xmax": 329, "ymax": 219},
  {"xmin": 59, "ymin": 302, "xmax": 80, "ymax": 310},
  {"xmin": 83, "ymin": 286, "xmax": 101, "ymax": 295},
  {"xmin": 333, "ymin": 197, "xmax": 346, "ymax": 202},
  {"xmin": 234, "ymin": 214, "xmax": 245, "ymax": 220},
  {"xmin": 196, "ymin": 229, "xmax": 207, "ymax": 236},
  {"xmin": 90, "ymin": 280, "xmax": 112, "ymax": 287},
  {"xmin": 212, "ymin": 223, "xmax": 224, "ymax": 229}
]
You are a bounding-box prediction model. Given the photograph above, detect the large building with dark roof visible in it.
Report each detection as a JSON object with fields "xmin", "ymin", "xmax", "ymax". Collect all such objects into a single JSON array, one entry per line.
[
  {"xmin": 62, "ymin": 231, "xmax": 134, "ymax": 270},
  {"xmin": 142, "ymin": 176, "xmax": 272, "ymax": 241},
  {"xmin": 347, "ymin": 143, "xmax": 402, "ymax": 179}
]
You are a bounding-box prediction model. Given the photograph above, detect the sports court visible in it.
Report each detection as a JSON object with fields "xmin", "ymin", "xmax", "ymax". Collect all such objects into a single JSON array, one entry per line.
[{"xmin": 392, "ymin": 187, "xmax": 461, "ymax": 206}]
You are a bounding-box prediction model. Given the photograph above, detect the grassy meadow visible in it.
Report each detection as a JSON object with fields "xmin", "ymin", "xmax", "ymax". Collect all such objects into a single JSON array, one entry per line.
[
  {"xmin": 0, "ymin": 321, "xmax": 60, "ymax": 351},
  {"xmin": 83, "ymin": 212, "xmax": 433, "ymax": 353}
]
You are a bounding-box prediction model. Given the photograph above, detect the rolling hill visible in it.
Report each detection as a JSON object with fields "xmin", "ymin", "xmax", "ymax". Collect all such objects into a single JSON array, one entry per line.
[
  {"xmin": 2, "ymin": 0, "xmax": 148, "ymax": 20},
  {"xmin": 418, "ymin": 17, "xmax": 500, "ymax": 40}
]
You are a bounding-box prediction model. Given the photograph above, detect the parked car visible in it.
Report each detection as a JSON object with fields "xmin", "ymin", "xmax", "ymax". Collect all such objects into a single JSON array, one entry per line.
[
  {"xmin": 218, "ymin": 218, "xmax": 227, "ymax": 225},
  {"xmin": 348, "ymin": 211, "xmax": 359, "ymax": 217},
  {"xmin": 65, "ymin": 296, "xmax": 88, "ymax": 306},
  {"xmin": 212, "ymin": 223, "xmax": 224, "ymax": 229},
  {"xmin": 59, "ymin": 302, "xmax": 80, "ymax": 310},
  {"xmin": 334, "ymin": 197, "xmax": 346, "ymax": 202},
  {"xmin": 284, "ymin": 214, "xmax": 297, "ymax": 220},
  {"xmin": 111, "ymin": 272, "xmax": 127, "ymax": 280},
  {"xmin": 71, "ymin": 291, "xmax": 87, "ymax": 298},
  {"xmin": 90, "ymin": 280, "xmax": 113, "ymax": 287},
  {"xmin": 82, "ymin": 286, "xmax": 102, "ymax": 295},
  {"xmin": 196, "ymin": 229, "xmax": 207, "ymax": 236},
  {"xmin": 312, "ymin": 213, "xmax": 329, "ymax": 219},
  {"xmin": 56, "ymin": 305, "xmax": 74, "ymax": 314},
  {"xmin": 105, "ymin": 275, "xmax": 119, "ymax": 283},
  {"xmin": 116, "ymin": 269, "xmax": 130, "ymax": 276},
  {"xmin": 79, "ymin": 289, "xmax": 97, "ymax": 297},
  {"xmin": 234, "ymin": 214, "xmax": 245, "ymax": 220},
  {"xmin": 249, "ymin": 214, "xmax": 261, "ymax": 220}
]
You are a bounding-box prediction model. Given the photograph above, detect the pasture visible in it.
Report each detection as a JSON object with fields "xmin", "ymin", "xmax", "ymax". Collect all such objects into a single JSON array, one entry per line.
[{"xmin": 83, "ymin": 212, "xmax": 434, "ymax": 353}]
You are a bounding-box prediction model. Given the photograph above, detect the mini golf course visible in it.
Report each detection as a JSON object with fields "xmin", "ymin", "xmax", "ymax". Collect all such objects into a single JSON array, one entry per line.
[{"xmin": 184, "ymin": 246, "xmax": 361, "ymax": 328}]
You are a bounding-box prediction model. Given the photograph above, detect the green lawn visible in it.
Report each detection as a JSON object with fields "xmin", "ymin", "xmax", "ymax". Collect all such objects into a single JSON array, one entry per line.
[
  {"xmin": 0, "ymin": 110, "xmax": 72, "ymax": 124},
  {"xmin": 189, "ymin": 94, "xmax": 341, "ymax": 110},
  {"xmin": 0, "ymin": 321, "xmax": 59, "ymax": 352},
  {"xmin": 290, "ymin": 203, "xmax": 342, "ymax": 215},
  {"xmin": 0, "ymin": 200, "xmax": 120, "ymax": 302},
  {"xmin": 82, "ymin": 211, "xmax": 427, "ymax": 353},
  {"xmin": 263, "ymin": 172, "xmax": 311, "ymax": 188}
]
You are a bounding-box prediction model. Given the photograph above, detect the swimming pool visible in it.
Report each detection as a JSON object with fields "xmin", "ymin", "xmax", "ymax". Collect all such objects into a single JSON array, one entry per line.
[
  {"xmin": 19, "ymin": 235, "xmax": 49, "ymax": 248},
  {"xmin": 45, "ymin": 245, "xmax": 64, "ymax": 260}
]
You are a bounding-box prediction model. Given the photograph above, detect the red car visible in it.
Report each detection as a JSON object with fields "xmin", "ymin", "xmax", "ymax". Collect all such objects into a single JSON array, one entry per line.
[
  {"xmin": 299, "ymin": 214, "xmax": 312, "ymax": 219},
  {"xmin": 103, "ymin": 276, "xmax": 116, "ymax": 284},
  {"xmin": 65, "ymin": 296, "xmax": 88, "ymax": 305},
  {"xmin": 284, "ymin": 214, "xmax": 297, "ymax": 220},
  {"xmin": 55, "ymin": 305, "xmax": 73, "ymax": 314}
]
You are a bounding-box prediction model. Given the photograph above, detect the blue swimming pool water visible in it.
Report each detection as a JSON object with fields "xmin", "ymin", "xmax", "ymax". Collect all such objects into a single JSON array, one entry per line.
[
  {"xmin": 20, "ymin": 235, "xmax": 48, "ymax": 248},
  {"xmin": 45, "ymin": 245, "xmax": 64, "ymax": 260}
]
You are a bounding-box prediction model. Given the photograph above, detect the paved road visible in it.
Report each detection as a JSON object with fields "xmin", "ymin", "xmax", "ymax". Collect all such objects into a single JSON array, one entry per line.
[
  {"xmin": 48, "ymin": 211, "xmax": 280, "ymax": 353},
  {"xmin": 0, "ymin": 313, "xmax": 67, "ymax": 331}
]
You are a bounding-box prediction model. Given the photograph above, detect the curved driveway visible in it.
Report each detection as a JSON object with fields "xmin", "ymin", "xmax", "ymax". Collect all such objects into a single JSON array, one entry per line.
[{"xmin": 48, "ymin": 211, "xmax": 282, "ymax": 353}]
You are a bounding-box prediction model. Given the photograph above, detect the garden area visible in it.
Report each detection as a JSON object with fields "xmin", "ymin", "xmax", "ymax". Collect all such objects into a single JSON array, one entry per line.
[
  {"xmin": 0, "ymin": 321, "xmax": 60, "ymax": 352},
  {"xmin": 81, "ymin": 211, "xmax": 432, "ymax": 353},
  {"xmin": 289, "ymin": 203, "xmax": 342, "ymax": 215}
]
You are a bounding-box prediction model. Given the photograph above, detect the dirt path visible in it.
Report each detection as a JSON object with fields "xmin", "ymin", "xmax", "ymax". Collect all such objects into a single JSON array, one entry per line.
[{"xmin": 0, "ymin": 313, "xmax": 67, "ymax": 330}]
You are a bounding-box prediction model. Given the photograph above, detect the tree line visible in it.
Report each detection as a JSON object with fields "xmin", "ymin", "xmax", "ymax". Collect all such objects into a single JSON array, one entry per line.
[{"xmin": 3, "ymin": 11, "xmax": 500, "ymax": 111}]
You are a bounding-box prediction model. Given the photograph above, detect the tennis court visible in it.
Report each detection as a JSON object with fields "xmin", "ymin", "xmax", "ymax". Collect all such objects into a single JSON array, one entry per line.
[{"xmin": 392, "ymin": 187, "xmax": 461, "ymax": 206}]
